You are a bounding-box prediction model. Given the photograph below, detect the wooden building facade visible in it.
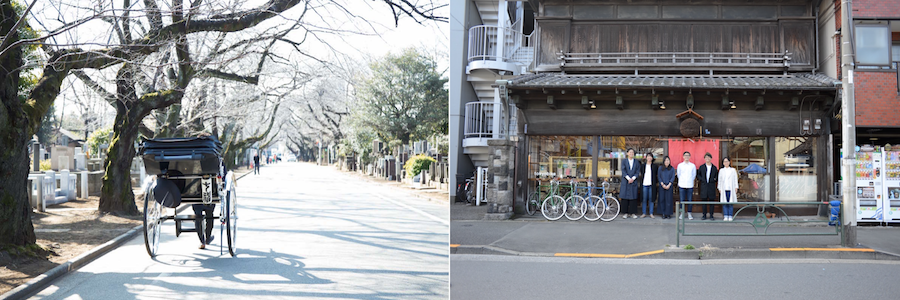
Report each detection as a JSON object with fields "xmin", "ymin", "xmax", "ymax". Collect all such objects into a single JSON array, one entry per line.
[{"xmin": 502, "ymin": 0, "xmax": 840, "ymax": 214}]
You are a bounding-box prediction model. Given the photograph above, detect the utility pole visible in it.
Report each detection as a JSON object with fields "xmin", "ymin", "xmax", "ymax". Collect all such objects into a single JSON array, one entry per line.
[{"xmin": 840, "ymin": 0, "xmax": 857, "ymax": 247}]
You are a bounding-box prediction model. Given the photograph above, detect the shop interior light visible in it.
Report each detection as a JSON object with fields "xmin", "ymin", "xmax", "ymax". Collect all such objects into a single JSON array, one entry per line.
[
  {"xmin": 659, "ymin": 101, "xmax": 666, "ymax": 110},
  {"xmin": 590, "ymin": 100, "xmax": 596, "ymax": 109},
  {"xmin": 730, "ymin": 101, "xmax": 736, "ymax": 109}
]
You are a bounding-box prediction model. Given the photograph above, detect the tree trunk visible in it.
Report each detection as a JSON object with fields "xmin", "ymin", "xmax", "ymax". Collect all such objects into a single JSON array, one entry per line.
[
  {"xmin": 0, "ymin": 119, "xmax": 37, "ymax": 246},
  {"xmin": 0, "ymin": 0, "xmax": 36, "ymax": 246},
  {"xmin": 98, "ymin": 105, "xmax": 141, "ymax": 215},
  {"xmin": 99, "ymin": 64, "xmax": 143, "ymax": 215}
]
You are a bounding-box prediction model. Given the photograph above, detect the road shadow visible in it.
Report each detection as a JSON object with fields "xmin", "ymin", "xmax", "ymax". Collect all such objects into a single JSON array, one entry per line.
[{"xmin": 34, "ymin": 247, "xmax": 445, "ymax": 299}]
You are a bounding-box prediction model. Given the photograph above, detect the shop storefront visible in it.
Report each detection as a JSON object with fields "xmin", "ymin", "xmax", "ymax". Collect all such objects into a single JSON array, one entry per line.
[
  {"xmin": 496, "ymin": 73, "xmax": 838, "ymax": 216},
  {"xmin": 525, "ymin": 135, "xmax": 820, "ymax": 205}
]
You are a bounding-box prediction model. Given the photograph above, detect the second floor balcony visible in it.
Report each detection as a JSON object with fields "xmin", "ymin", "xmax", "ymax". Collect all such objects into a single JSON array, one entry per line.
[
  {"xmin": 558, "ymin": 51, "xmax": 793, "ymax": 74},
  {"xmin": 467, "ymin": 23, "xmax": 533, "ymax": 75}
]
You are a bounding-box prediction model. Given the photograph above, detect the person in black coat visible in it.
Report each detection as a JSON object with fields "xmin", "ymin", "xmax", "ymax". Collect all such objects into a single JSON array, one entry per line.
[
  {"xmin": 639, "ymin": 152, "xmax": 659, "ymax": 218},
  {"xmin": 697, "ymin": 152, "xmax": 719, "ymax": 220},
  {"xmin": 619, "ymin": 148, "xmax": 641, "ymax": 219}
]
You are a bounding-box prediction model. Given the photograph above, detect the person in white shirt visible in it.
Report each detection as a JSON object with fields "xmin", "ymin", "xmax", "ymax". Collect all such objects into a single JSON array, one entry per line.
[
  {"xmin": 676, "ymin": 151, "xmax": 697, "ymax": 220},
  {"xmin": 717, "ymin": 157, "xmax": 740, "ymax": 221},
  {"xmin": 640, "ymin": 152, "xmax": 658, "ymax": 218}
]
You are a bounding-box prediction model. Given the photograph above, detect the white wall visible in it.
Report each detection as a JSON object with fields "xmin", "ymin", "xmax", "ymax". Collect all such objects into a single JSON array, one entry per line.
[
  {"xmin": 818, "ymin": 0, "xmax": 839, "ymax": 78},
  {"xmin": 449, "ymin": 0, "xmax": 482, "ymax": 198}
]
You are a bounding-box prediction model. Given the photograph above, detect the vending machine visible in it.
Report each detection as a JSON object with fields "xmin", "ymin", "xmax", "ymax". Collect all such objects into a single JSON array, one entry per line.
[
  {"xmin": 855, "ymin": 150, "xmax": 883, "ymax": 222},
  {"xmin": 883, "ymin": 150, "xmax": 900, "ymax": 223}
]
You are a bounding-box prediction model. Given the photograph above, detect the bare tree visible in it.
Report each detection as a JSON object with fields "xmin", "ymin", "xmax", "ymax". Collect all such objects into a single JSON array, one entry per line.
[{"xmin": 1, "ymin": 0, "xmax": 447, "ymax": 245}]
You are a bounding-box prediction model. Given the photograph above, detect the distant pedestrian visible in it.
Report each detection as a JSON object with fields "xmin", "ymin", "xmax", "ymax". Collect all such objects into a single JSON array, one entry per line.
[
  {"xmin": 718, "ymin": 157, "xmax": 739, "ymax": 221},
  {"xmin": 676, "ymin": 151, "xmax": 697, "ymax": 220},
  {"xmin": 658, "ymin": 156, "xmax": 676, "ymax": 219},
  {"xmin": 640, "ymin": 152, "xmax": 658, "ymax": 218},
  {"xmin": 253, "ymin": 154, "xmax": 260, "ymax": 175},
  {"xmin": 698, "ymin": 153, "xmax": 718, "ymax": 220},
  {"xmin": 619, "ymin": 148, "xmax": 641, "ymax": 219}
]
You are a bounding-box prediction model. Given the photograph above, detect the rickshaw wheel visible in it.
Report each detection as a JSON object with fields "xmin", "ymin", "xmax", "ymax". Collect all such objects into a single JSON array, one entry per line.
[
  {"xmin": 226, "ymin": 188, "xmax": 238, "ymax": 257},
  {"xmin": 143, "ymin": 179, "xmax": 164, "ymax": 257}
]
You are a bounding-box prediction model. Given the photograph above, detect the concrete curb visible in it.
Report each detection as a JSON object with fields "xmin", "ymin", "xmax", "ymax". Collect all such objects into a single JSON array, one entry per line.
[
  {"xmin": 450, "ymin": 244, "xmax": 900, "ymax": 261},
  {"xmin": 1, "ymin": 170, "xmax": 253, "ymax": 300}
]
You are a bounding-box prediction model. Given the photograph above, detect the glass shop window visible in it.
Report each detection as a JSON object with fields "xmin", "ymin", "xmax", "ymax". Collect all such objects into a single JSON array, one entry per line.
[
  {"xmin": 775, "ymin": 137, "xmax": 818, "ymax": 201},
  {"xmin": 727, "ymin": 137, "xmax": 770, "ymax": 201}
]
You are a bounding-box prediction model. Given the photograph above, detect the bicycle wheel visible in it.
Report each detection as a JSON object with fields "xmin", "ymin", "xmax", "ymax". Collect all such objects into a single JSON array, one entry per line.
[
  {"xmin": 142, "ymin": 179, "xmax": 164, "ymax": 257},
  {"xmin": 541, "ymin": 195, "xmax": 566, "ymax": 220},
  {"xmin": 599, "ymin": 195, "xmax": 620, "ymax": 221},
  {"xmin": 226, "ymin": 189, "xmax": 238, "ymax": 257},
  {"xmin": 525, "ymin": 193, "xmax": 539, "ymax": 215},
  {"xmin": 564, "ymin": 195, "xmax": 586, "ymax": 220},
  {"xmin": 583, "ymin": 195, "xmax": 605, "ymax": 221}
]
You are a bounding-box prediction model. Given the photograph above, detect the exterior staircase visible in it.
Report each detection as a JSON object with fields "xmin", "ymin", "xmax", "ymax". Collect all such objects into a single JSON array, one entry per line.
[
  {"xmin": 463, "ymin": 0, "xmax": 530, "ymax": 168},
  {"xmin": 475, "ymin": 0, "xmax": 500, "ymax": 25}
]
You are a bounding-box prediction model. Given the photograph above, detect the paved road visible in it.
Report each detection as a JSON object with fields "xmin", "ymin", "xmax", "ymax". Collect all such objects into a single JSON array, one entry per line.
[
  {"xmin": 30, "ymin": 162, "xmax": 449, "ymax": 299},
  {"xmin": 451, "ymin": 255, "xmax": 898, "ymax": 299}
]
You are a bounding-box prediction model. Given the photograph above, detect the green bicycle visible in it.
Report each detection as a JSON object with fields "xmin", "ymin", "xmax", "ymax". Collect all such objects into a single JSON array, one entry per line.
[
  {"xmin": 541, "ymin": 178, "xmax": 571, "ymax": 220},
  {"xmin": 525, "ymin": 179, "xmax": 551, "ymax": 215}
]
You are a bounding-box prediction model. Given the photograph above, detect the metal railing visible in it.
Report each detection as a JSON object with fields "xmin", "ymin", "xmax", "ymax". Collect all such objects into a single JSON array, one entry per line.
[
  {"xmin": 559, "ymin": 52, "xmax": 792, "ymax": 69},
  {"xmin": 464, "ymin": 102, "xmax": 494, "ymax": 138},
  {"xmin": 676, "ymin": 201, "xmax": 841, "ymax": 247},
  {"xmin": 467, "ymin": 23, "xmax": 527, "ymax": 63}
]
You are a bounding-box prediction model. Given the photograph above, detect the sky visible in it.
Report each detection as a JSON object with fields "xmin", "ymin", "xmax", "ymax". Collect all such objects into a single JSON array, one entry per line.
[{"xmin": 30, "ymin": 0, "xmax": 449, "ymax": 131}]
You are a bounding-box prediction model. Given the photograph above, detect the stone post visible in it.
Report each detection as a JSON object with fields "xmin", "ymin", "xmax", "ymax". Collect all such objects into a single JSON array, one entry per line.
[
  {"xmin": 485, "ymin": 139, "xmax": 515, "ymax": 220},
  {"xmin": 33, "ymin": 141, "xmax": 41, "ymax": 172},
  {"xmin": 80, "ymin": 171, "xmax": 89, "ymax": 199}
]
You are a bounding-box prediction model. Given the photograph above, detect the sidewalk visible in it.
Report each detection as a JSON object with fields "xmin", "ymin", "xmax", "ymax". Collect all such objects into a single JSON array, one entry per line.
[
  {"xmin": 451, "ymin": 202, "xmax": 900, "ymax": 260},
  {"xmin": 342, "ymin": 169, "xmax": 450, "ymax": 204}
]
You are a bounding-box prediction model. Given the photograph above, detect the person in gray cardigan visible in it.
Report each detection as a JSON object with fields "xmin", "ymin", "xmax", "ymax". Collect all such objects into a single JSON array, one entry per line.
[{"xmin": 619, "ymin": 148, "xmax": 641, "ymax": 219}]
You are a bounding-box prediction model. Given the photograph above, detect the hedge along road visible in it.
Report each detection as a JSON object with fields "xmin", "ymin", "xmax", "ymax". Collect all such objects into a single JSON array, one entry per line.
[{"xmin": 27, "ymin": 162, "xmax": 450, "ymax": 299}]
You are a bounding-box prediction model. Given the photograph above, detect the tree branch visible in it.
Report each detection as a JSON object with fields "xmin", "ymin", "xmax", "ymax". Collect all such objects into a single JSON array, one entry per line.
[
  {"xmin": 72, "ymin": 70, "xmax": 117, "ymax": 106},
  {"xmin": 195, "ymin": 69, "xmax": 259, "ymax": 85}
]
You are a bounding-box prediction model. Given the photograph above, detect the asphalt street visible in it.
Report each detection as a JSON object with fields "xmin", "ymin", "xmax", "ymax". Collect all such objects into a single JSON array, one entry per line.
[
  {"xmin": 29, "ymin": 162, "xmax": 449, "ymax": 299},
  {"xmin": 451, "ymin": 254, "xmax": 899, "ymax": 300}
]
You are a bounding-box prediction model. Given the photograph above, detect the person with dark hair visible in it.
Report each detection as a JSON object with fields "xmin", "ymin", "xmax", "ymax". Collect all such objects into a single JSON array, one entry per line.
[
  {"xmin": 698, "ymin": 152, "xmax": 719, "ymax": 220},
  {"xmin": 639, "ymin": 152, "xmax": 658, "ymax": 218},
  {"xmin": 193, "ymin": 132, "xmax": 217, "ymax": 249},
  {"xmin": 676, "ymin": 151, "xmax": 697, "ymax": 220},
  {"xmin": 253, "ymin": 153, "xmax": 260, "ymax": 175},
  {"xmin": 619, "ymin": 148, "xmax": 641, "ymax": 219},
  {"xmin": 658, "ymin": 156, "xmax": 676, "ymax": 219},
  {"xmin": 718, "ymin": 157, "xmax": 739, "ymax": 221}
]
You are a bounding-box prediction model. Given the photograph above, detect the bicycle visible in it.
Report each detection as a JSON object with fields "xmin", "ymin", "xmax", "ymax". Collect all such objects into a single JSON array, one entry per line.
[
  {"xmin": 540, "ymin": 178, "xmax": 568, "ymax": 220},
  {"xmin": 566, "ymin": 179, "xmax": 608, "ymax": 221},
  {"xmin": 563, "ymin": 179, "xmax": 586, "ymax": 221},
  {"xmin": 596, "ymin": 180, "xmax": 620, "ymax": 221},
  {"xmin": 463, "ymin": 177, "xmax": 476, "ymax": 204},
  {"xmin": 525, "ymin": 179, "xmax": 550, "ymax": 215}
]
